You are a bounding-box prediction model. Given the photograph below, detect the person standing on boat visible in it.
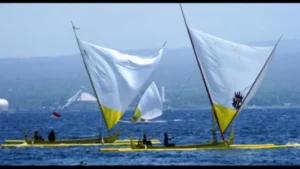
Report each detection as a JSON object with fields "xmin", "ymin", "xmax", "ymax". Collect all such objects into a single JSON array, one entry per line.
[
  {"xmin": 143, "ymin": 134, "xmax": 152, "ymax": 147},
  {"xmin": 48, "ymin": 129, "xmax": 56, "ymax": 142},
  {"xmin": 164, "ymin": 133, "xmax": 175, "ymax": 147}
]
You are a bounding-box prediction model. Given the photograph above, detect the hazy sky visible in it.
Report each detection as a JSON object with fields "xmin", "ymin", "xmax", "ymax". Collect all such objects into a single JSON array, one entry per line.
[{"xmin": 0, "ymin": 3, "xmax": 299, "ymax": 58}]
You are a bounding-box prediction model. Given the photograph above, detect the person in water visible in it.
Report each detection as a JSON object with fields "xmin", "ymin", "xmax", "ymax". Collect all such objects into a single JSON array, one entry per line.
[
  {"xmin": 164, "ymin": 133, "xmax": 175, "ymax": 147},
  {"xmin": 142, "ymin": 134, "xmax": 152, "ymax": 147},
  {"xmin": 48, "ymin": 129, "xmax": 56, "ymax": 142}
]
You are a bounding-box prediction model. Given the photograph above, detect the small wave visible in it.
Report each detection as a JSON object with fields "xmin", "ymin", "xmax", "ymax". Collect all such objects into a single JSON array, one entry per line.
[
  {"xmin": 287, "ymin": 139, "xmax": 300, "ymax": 145},
  {"xmin": 287, "ymin": 142, "xmax": 300, "ymax": 145},
  {"xmin": 149, "ymin": 120, "xmax": 166, "ymax": 123},
  {"xmin": 174, "ymin": 119, "xmax": 183, "ymax": 122},
  {"xmin": 119, "ymin": 120, "xmax": 166, "ymax": 123},
  {"xmin": 119, "ymin": 120, "xmax": 131, "ymax": 123}
]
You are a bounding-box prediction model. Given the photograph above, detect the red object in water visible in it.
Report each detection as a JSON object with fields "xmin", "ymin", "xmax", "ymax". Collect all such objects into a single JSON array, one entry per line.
[{"xmin": 52, "ymin": 112, "xmax": 61, "ymax": 118}]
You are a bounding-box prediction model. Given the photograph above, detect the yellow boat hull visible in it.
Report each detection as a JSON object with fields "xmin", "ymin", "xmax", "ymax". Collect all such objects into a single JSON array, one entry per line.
[
  {"xmin": 123, "ymin": 127, "xmax": 234, "ymax": 150},
  {"xmin": 1, "ymin": 140, "xmax": 161, "ymax": 149},
  {"xmin": 22, "ymin": 125, "xmax": 120, "ymax": 144},
  {"xmin": 100, "ymin": 143, "xmax": 300, "ymax": 152},
  {"xmin": 4, "ymin": 140, "xmax": 24, "ymax": 144},
  {"xmin": 4, "ymin": 139, "xmax": 161, "ymax": 144},
  {"xmin": 130, "ymin": 117, "xmax": 147, "ymax": 123}
]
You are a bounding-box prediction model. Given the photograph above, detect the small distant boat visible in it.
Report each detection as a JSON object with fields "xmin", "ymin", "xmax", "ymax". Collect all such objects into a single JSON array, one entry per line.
[{"xmin": 131, "ymin": 82, "xmax": 163, "ymax": 123}]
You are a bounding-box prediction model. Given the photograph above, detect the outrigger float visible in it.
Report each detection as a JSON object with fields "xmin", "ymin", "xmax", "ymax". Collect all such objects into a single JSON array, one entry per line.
[
  {"xmin": 100, "ymin": 128, "xmax": 300, "ymax": 152},
  {"xmin": 1, "ymin": 139, "xmax": 161, "ymax": 149},
  {"xmin": 22, "ymin": 126, "xmax": 121, "ymax": 145},
  {"xmin": 100, "ymin": 144, "xmax": 300, "ymax": 152},
  {"xmin": 1, "ymin": 127, "xmax": 161, "ymax": 148},
  {"xmin": 3, "ymin": 139, "xmax": 161, "ymax": 145},
  {"xmin": 1, "ymin": 126, "xmax": 158, "ymax": 147}
]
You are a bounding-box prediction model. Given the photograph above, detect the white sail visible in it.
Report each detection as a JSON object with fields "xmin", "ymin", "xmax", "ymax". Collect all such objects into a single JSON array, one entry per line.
[
  {"xmin": 133, "ymin": 82, "xmax": 163, "ymax": 121},
  {"xmin": 189, "ymin": 27, "xmax": 277, "ymax": 133},
  {"xmin": 78, "ymin": 40, "xmax": 164, "ymax": 130}
]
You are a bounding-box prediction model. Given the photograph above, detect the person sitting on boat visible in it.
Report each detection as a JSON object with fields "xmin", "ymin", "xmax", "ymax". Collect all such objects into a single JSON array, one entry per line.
[
  {"xmin": 164, "ymin": 133, "xmax": 175, "ymax": 147},
  {"xmin": 33, "ymin": 130, "xmax": 43, "ymax": 141},
  {"xmin": 137, "ymin": 136, "xmax": 143, "ymax": 147},
  {"xmin": 142, "ymin": 134, "xmax": 152, "ymax": 147},
  {"xmin": 48, "ymin": 129, "xmax": 56, "ymax": 142},
  {"xmin": 38, "ymin": 135, "xmax": 44, "ymax": 141},
  {"xmin": 33, "ymin": 130, "xmax": 38, "ymax": 140},
  {"xmin": 79, "ymin": 161, "xmax": 86, "ymax": 166}
]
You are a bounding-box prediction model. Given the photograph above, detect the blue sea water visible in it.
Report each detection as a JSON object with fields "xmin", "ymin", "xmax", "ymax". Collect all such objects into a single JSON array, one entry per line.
[{"xmin": 0, "ymin": 108, "xmax": 300, "ymax": 165}]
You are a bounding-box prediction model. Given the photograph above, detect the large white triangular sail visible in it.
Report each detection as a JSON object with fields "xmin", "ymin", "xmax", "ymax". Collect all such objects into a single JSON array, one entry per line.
[
  {"xmin": 78, "ymin": 40, "xmax": 165, "ymax": 130},
  {"xmin": 133, "ymin": 82, "xmax": 163, "ymax": 121},
  {"xmin": 189, "ymin": 27, "xmax": 278, "ymax": 134}
]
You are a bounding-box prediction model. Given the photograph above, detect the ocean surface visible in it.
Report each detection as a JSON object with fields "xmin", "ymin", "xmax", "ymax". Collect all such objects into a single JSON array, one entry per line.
[{"xmin": 0, "ymin": 108, "xmax": 300, "ymax": 165}]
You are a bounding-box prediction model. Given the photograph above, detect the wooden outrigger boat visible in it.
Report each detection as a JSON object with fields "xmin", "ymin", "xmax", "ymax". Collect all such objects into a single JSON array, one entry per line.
[
  {"xmin": 2, "ymin": 21, "xmax": 166, "ymax": 146},
  {"xmin": 100, "ymin": 3, "xmax": 282, "ymax": 152},
  {"xmin": 128, "ymin": 127, "xmax": 234, "ymax": 150},
  {"xmin": 23, "ymin": 126, "xmax": 120, "ymax": 145}
]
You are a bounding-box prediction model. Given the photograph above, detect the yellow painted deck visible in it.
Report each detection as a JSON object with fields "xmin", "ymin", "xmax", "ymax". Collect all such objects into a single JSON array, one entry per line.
[
  {"xmin": 4, "ymin": 139, "xmax": 160, "ymax": 144},
  {"xmin": 100, "ymin": 143, "xmax": 300, "ymax": 152},
  {"xmin": 1, "ymin": 139, "xmax": 161, "ymax": 149}
]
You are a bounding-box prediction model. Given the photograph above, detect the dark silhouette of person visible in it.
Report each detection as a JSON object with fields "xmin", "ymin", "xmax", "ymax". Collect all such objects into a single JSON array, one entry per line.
[
  {"xmin": 142, "ymin": 134, "xmax": 152, "ymax": 147},
  {"xmin": 164, "ymin": 133, "xmax": 175, "ymax": 147},
  {"xmin": 33, "ymin": 130, "xmax": 44, "ymax": 140},
  {"xmin": 38, "ymin": 135, "xmax": 44, "ymax": 141},
  {"xmin": 137, "ymin": 136, "xmax": 143, "ymax": 147},
  {"xmin": 79, "ymin": 161, "xmax": 86, "ymax": 166},
  {"xmin": 33, "ymin": 130, "xmax": 39, "ymax": 140},
  {"xmin": 48, "ymin": 129, "xmax": 56, "ymax": 142}
]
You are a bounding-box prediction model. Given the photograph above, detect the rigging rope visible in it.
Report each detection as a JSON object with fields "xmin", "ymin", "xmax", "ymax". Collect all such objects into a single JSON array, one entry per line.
[{"xmin": 174, "ymin": 68, "xmax": 198, "ymax": 100}]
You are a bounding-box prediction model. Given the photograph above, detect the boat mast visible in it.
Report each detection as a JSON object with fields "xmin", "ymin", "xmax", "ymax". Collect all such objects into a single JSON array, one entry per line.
[
  {"xmin": 222, "ymin": 34, "xmax": 283, "ymax": 134},
  {"xmin": 71, "ymin": 21, "xmax": 111, "ymax": 136},
  {"xmin": 179, "ymin": 4, "xmax": 221, "ymax": 142}
]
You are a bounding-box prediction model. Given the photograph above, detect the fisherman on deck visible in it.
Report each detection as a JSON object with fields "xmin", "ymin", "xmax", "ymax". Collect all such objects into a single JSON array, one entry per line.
[
  {"xmin": 137, "ymin": 136, "xmax": 143, "ymax": 147},
  {"xmin": 33, "ymin": 130, "xmax": 44, "ymax": 141},
  {"xmin": 164, "ymin": 133, "xmax": 175, "ymax": 147},
  {"xmin": 143, "ymin": 134, "xmax": 152, "ymax": 147},
  {"xmin": 48, "ymin": 129, "xmax": 56, "ymax": 142}
]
